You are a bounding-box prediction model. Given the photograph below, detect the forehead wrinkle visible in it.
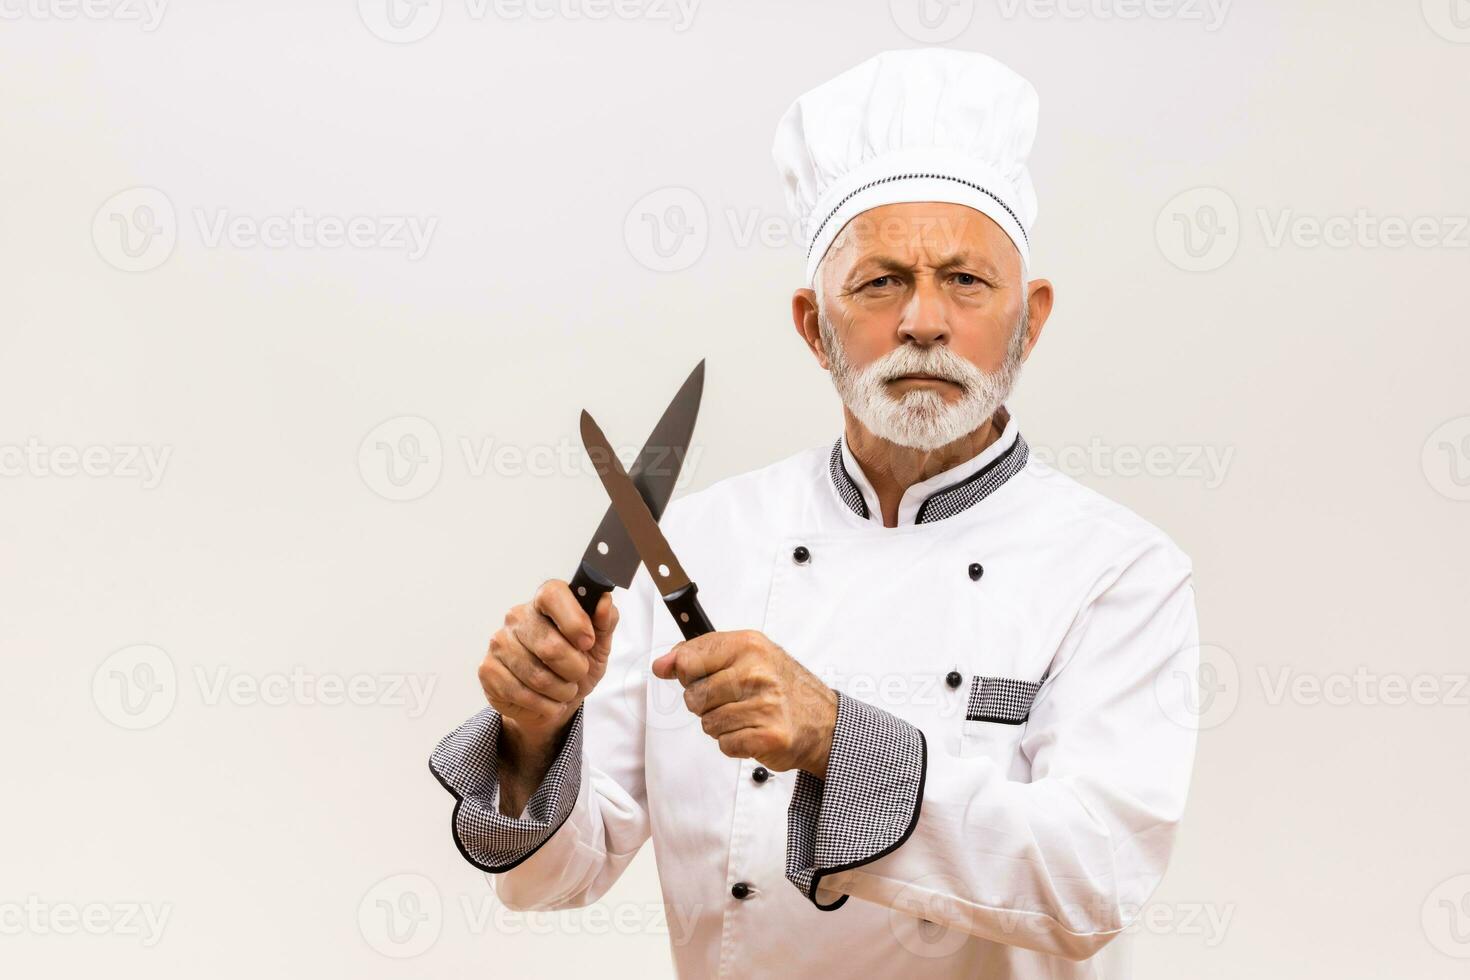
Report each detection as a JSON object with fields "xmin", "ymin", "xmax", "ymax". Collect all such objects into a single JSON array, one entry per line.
[
  {"xmin": 855, "ymin": 254, "xmax": 915, "ymax": 274},
  {"xmin": 933, "ymin": 250, "xmax": 1006, "ymax": 280},
  {"xmin": 844, "ymin": 247, "xmax": 1004, "ymax": 284}
]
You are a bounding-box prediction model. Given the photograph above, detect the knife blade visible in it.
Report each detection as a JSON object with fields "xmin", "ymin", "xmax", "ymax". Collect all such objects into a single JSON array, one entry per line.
[
  {"xmin": 568, "ymin": 360, "xmax": 704, "ymax": 617},
  {"xmin": 580, "ymin": 409, "xmax": 715, "ymax": 641}
]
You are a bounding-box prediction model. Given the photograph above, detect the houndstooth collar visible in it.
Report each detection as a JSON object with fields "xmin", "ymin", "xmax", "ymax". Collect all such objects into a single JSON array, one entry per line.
[{"xmin": 827, "ymin": 409, "xmax": 1029, "ymax": 525}]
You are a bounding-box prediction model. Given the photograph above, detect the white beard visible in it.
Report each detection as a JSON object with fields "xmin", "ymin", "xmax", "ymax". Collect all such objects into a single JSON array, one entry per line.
[{"xmin": 819, "ymin": 306, "xmax": 1029, "ymax": 452}]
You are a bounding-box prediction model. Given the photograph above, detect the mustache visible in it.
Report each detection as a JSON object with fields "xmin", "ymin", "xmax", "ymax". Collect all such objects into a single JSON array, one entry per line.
[{"xmin": 864, "ymin": 345, "xmax": 979, "ymax": 389}]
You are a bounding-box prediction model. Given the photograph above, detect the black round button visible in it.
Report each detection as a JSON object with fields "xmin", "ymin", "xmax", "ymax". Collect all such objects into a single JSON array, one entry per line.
[
  {"xmin": 945, "ymin": 670, "xmax": 963, "ymax": 689},
  {"xmin": 731, "ymin": 882, "xmax": 752, "ymax": 900},
  {"xmin": 793, "ymin": 545, "xmax": 810, "ymax": 565},
  {"xmin": 968, "ymin": 562, "xmax": 984, "ymax": 581},
  {"xmin": 752, "ymin": 766, "xmax": 769, "ymax": 784}
]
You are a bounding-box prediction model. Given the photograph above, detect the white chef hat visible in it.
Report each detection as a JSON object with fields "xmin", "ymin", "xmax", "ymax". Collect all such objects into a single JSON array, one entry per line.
[{"xmin": 772, "ymin": 48, "xmax": 1040, "ymax": 287}]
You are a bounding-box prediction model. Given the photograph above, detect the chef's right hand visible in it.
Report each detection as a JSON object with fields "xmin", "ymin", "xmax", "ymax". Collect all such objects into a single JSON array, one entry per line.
[{"xmin": 480, "ymin": 580, "xmax": 619, "ymax": 752}]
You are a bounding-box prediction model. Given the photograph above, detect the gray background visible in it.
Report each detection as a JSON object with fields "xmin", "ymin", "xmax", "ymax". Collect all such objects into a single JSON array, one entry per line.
[{"xmin": 2, "ymin": 1, "xmax": 1468, "ymax": 976}]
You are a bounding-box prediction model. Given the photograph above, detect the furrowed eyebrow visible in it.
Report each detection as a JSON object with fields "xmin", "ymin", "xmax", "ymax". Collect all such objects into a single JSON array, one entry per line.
[
  {"xmin": 845, "ymin": 252, "xmax": 1006, "ymax": 289},
  {"xmin": 844, "ymin": 255, "xmax": 913, "ymax": 287},
  {"xmin": 856, "ymin": 255, "xmax": 913, "ymax": 275},
  {"xmin": 933, "ymin": 253, "xmax": 1002, "ymax": 279}
]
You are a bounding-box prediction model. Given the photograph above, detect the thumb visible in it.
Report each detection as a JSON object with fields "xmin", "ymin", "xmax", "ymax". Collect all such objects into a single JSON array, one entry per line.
[
  {"xmin": 651, "ymin": 648, "xmax": 678, "ymax": 680},
  {"xmin": 588, "ymin": 592, "xmax": 619, "ymax": 661}
]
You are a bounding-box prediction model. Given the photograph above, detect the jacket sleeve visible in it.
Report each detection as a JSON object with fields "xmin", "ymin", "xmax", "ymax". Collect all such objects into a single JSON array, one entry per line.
[
  {"xmin": 783, "ymin": 538, "xmax": 1201, "ymax": 961},
  {"xmin": 428, "ymin": 565, "xmax": 660, "ymax": 911}
]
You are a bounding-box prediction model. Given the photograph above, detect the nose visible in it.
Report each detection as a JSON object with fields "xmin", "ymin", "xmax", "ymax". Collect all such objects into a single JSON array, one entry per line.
[{"xmin": 897, "ymin": 276, "xmax": 950, "ymax": 346}]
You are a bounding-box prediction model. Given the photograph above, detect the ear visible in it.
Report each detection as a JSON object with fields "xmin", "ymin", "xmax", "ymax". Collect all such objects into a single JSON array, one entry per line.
[
  {"xmin": 792, "ymin": 288, "xmax": 831, "ymax": 370},
  {"xmin": 1020, "ymin": 278, "xmax": 1055, "ymax": 361}
]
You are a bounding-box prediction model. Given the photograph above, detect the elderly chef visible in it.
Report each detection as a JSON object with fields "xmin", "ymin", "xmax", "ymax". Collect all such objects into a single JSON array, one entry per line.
[{"xmin": 430, "ymin": 48, "xmax": 1200, "ymax": 979}]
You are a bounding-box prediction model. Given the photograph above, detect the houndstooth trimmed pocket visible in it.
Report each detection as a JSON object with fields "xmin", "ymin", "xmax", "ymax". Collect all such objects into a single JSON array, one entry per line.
[{"xmin": 965, "ymin": 675, "xmax": 1042, "ymax": 725}]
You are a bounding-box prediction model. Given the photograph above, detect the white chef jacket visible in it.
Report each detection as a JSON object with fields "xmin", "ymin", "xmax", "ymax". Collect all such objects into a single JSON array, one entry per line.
[{"xmin": 430, "ymin": 408, "xmax": 1200, "ymax": 979}]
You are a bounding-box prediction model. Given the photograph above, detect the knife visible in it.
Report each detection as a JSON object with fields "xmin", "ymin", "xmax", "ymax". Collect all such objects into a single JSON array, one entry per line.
[
  {"xmin": 568, "ymin": 361, "xmax": 704, "ymax": 618},
  {"xmin": 580, "ymin": 409, "xmax": 715, "ymax": 642}
]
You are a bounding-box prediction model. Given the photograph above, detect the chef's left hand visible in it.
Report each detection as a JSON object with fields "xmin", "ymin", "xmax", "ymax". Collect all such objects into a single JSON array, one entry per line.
[{"xmin": 652, "ymin": 630, "xmax": 838, "ymax": 778}]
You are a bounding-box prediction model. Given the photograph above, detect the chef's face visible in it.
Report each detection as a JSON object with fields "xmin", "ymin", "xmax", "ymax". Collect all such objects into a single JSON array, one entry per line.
[{"xmin": 794, "ymin": 202, "xmax": 1054, "ymax": 450}]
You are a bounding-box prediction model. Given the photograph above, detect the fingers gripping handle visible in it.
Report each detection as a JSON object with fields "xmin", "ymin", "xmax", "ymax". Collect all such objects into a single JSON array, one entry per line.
[
  {"xmin": 569, "ymin": 561, "xmax": 616, "ymax": 620},
  {"xmin": 663, "ymin": 582, "xmax": 715, "ymax": 641}
]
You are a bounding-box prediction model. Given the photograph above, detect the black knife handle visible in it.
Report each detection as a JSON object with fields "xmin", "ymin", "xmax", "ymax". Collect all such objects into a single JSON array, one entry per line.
[
  {"xmin": 569, "ymin": 561, "xmax": 616, "ymax": 619},
  {"xmin": 663, "ymin": 581, "xmax": 715, "ymax": 640}
]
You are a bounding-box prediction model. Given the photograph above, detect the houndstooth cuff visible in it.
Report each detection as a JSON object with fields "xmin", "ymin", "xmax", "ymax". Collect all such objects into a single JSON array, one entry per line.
[
  {"xmin": 428, "ymin": 705, "xmax": 583, "ymax": 873},
  {"xmin": 785, "ymin": 692, "xmax": 927, "ymax": 910}
]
